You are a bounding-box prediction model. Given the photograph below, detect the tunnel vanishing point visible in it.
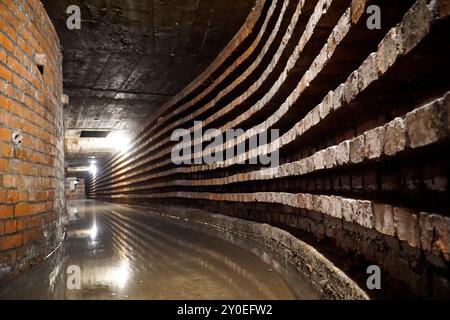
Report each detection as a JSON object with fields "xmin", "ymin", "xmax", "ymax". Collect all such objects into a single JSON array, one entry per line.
[{"xmin": 0, "ymin": 0, "xmax": 450, "ymax": 300}]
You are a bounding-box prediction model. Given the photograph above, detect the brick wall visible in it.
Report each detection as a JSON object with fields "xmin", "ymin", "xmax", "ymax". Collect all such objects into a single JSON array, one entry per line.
[
  {"xmin": 0, "ymin": 0, "xmax": 65, "ymax": 282},
  {"xmin": 88, "ymin": 0, "xmax": 450, "ymax": 297}
]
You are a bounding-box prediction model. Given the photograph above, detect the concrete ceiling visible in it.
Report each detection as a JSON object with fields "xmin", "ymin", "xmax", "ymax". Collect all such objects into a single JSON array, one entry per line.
[{"xmin": 41, "ymin": 0, "xmax": 255, "ymax": 169}]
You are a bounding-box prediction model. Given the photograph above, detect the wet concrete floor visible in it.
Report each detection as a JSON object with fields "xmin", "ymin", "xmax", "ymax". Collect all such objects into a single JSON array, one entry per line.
[{"xmin": 0, "ymin": 200, "xmax": 299, "ymax": 300}]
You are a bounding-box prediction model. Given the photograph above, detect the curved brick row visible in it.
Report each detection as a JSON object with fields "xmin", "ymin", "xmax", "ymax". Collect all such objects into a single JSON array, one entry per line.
[
  {"xmin": 91, "ymin": 0, "xmax": 447, "ymax": 194},
  {"xmin": 90, "ymin": 0, "xmax": 446, "ymax": 190},
  {"xmin": 96, "ymin": 0, "xmax": 274, "ymax": 178},
  {"xmin": 93, "ymin": 0, "xmax": 308, "ymax": 184},
  {"xmin": 91, "ymin": 0, "xmax": 421, "ymax": 189},
  {"xmin": 106, "ymin": 190, "xmax": 449, "ymax": 258},
  {"xmin": 92, "ymin": 0, "xmax": 349, "ymax": 187},
  {"xmin": 93, "ymin": 92, "xmax": 450, "ymax": 194},
  {"xmin": 89, "ymin": 0, "xmax": 450, "ymax": 298}
]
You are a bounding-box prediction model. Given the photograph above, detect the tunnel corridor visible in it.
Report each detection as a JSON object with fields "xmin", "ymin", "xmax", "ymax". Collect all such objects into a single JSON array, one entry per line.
[{"xmin": 1, "ymin": 0, "xmax": 450, "ymax": 302}]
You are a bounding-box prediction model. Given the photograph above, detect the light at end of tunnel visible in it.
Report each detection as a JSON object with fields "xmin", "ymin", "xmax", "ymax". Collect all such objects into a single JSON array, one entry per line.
[
  {"xmin": 89, "ymin": 163, "xmax": 97, "ymax": 175},
  {"xmin": 90, "ymin": 223, "xmax": 98, "ymax": 240},
  {"xmin": 109, "ymin": 131, "xmax": 131, "ymax": 152}
]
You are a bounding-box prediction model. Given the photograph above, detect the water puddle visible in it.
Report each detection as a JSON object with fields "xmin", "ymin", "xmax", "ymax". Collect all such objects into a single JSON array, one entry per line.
[{"xmin": 0, "ymin": 200, "xmax": 320, "ymax": 300}]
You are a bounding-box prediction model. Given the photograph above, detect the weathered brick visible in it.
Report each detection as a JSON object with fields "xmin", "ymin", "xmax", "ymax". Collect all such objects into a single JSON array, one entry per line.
[
  {"xmin": 4, "ymin": 219, "xmax": 16, "ymax": 234},
  {"xmin": 349, "ymin": 135, "xmax": 364, "ymax": 163},
  {"xmin": 336, "ymin": 140, "xmax": 350, "ymax": 165},
  {"xmin": 420, "ymin": 213, "xmax": 450, "ymax": 261},
  {"xmin": 0, "ymin": 206, "xmax": 14, "ymax": 219},
  {"xmin": 332, "ymin": 84, "xmax": 345, "ymax": 111},
  {"xmin": 354, "ymin": 200, "xmax": 374, "ymax": 229},
  {"xmin": 373, "ymin": 203, "xmax": 395, "ymax": 236},
  {"xmin": 319, "ymin": 91, "xmax": 332, "ymax": 119},
  {"xmin": 351, "ymin": 0, "xmax": 367, "ymax": 24},
  {"xmin": 377, "ymin": 27, "xmax": 402, "ymax": 74},
  {"xmin": 312, "ymin": 194, "xmax": 322, "ymax": 212},
  {"xmin": 22, "ymin": 228, "xmax": 43, "ymax": 245},
  {"xmin": 358, "ymin": 53, "xmax": 378, "ymax": 91},
  {"xmin": 0, "ymin": 64, "xmax": 13, "ymax": 82},
  {"xmin": 15, "ymin": 203, "xmax": 46, "ymax": 217},
  {"xmin": 324, "ymin": 146, "xmax": 337, "ymax": 169},
  {"xmin": 0, "ymin": 233, "xmax": 22, "ymax": 250},
  {"xmin": 364, "ymin": 127, "xmax": 385, "ymax": 159},
  {"xmin": 310, "ymin": 106, "xmax": 320, "ymax": 127},
  {"xmin": 406, "ymin": 100, "xmax": 447, "ymax": 148},
  {"xmin": 0, "ymin": 32, "xmax": 14, "ymax": 53},
  {"xmin": 319, "ymin": 195, "xmax": 331, "ymax": 214},
  {"xmin": 343, "ymin": 71, "xmax": 359, "ymax": 104},
  {"xmin": 342, "ymin": 198, "xmax": 355, "ymax": 223},
  {"xmin": 401, "ymin": 0, "xmax": 432, "ymax": 54},
  {"xmin": 0, "ymin": 158, "xmax": 8, "ymax": 172},
  {"xmin": 329, "ymin": 196, "xmax": 343, "ymax": 219},
  {"xmin": 313, "ymin": 150, "xmax": 325, "ymax": 170},
  {"xmin": 384, "ymin": 117, "xmax": 407, "ymax": 156},
  {"xmin": 296, "ymin": 194, "xmax": 306, "ymax": 208},
  {"xmin": 305, "ymin": 194, "xmax": 314, "ymax": 210},
  {"xmin": 393, "ymin": 207, "xmax": 420, "ymax": 248}
]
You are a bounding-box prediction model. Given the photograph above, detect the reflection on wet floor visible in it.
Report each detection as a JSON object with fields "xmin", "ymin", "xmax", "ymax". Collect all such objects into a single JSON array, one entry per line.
[{"xmin": 0, "ymin": 200, "xmax": 298, "ymax": 300}]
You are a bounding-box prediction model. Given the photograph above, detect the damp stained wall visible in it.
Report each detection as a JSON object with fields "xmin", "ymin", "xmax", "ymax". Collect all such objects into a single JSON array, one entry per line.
[{"xmin": 0, "ymin": 0, "xmax": 65, "ymax": 283}]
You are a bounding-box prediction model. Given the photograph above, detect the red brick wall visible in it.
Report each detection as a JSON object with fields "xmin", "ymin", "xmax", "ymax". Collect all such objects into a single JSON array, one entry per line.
[{"xmin": 0, "ymin": 0, "xmax": 64, "ymax": 281}]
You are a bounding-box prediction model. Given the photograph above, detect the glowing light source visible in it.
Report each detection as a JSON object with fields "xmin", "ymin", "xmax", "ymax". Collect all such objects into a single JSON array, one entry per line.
[
  {"xmin": 108, "ymin": 131, "xmax": 131, "ymax": 152},
  {"xmin": 88, "ymin": 163, "xmax": 97, "ymax": 175},
  {"xmin": 112, "ymin": 260, "xmax": 130, "ymax": 289},
  {"xmin": 89, "ymin": 223, "xmax": 98, "ymax": 240}
]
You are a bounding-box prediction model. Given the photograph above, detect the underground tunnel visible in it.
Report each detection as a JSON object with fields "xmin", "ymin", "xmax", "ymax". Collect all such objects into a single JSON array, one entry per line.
[{"xmin": 0, "ymin": 0, "xmax": 450, "ymax": 303}]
